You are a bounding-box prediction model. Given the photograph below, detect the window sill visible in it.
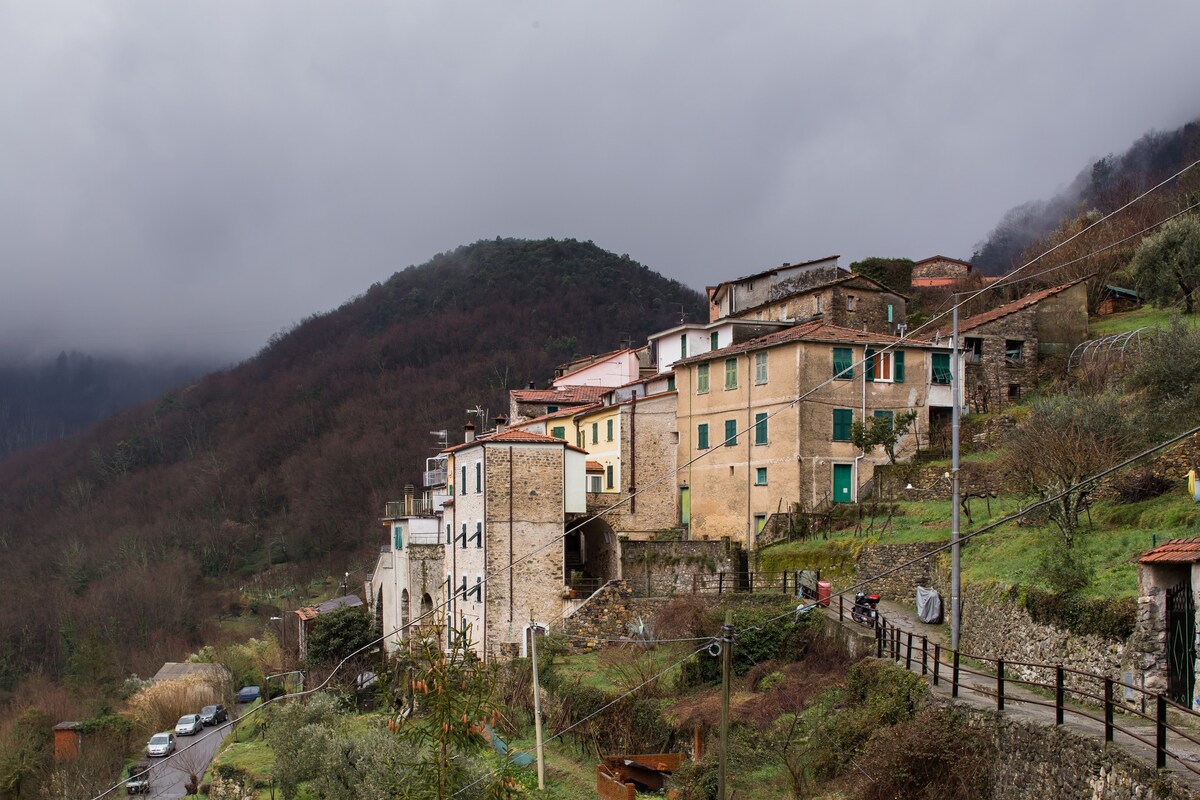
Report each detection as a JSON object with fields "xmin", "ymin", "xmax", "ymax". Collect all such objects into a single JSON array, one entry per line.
[{"xmin": 724, "ymin": 386, "xmax": 738, "ymax": 391}]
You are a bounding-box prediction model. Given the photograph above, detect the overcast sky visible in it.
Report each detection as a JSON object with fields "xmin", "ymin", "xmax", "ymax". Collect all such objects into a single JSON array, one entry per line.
[{"xmin": 1, "ymin": 2, "xmax": 1198, "ymax": 360}]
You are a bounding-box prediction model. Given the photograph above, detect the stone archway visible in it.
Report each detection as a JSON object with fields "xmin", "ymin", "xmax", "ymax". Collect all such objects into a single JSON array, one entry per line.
[{"xmin": 565, "ymin": 517, "xmax": 620, "ymax": 596}]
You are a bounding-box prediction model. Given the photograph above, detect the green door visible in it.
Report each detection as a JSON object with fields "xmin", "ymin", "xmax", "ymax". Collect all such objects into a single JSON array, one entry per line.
[
  {"xmin": 680, "ymin": 486, "xmax": 691, "ymax": 526},
  {"xmin": 833, "ymin": 464, "xmax": 854, "ymax": 504}
]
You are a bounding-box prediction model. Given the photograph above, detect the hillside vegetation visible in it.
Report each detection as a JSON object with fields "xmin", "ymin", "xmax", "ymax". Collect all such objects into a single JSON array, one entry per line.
[{"xmin": 0, "ymin": 238, "xmax": 706, "ymax": 697}]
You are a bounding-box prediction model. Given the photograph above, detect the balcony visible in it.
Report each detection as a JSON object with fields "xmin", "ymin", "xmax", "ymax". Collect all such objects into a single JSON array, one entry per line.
[
  {"xmin": 423, "ymin": 468, "xmax": 448, "ymax": 488},
  {"xmin": 384, "ymin": 497, "xmax": 435, "ymax": 518}
]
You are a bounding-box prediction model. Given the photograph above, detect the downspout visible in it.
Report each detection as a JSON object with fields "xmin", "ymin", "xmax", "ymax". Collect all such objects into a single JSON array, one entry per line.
[
  {"xmin": 451, "ymin": 458, "xmax": 457, "ymax": 645},
  {"xmin": 482, "ymin": 446, "xmax": 488, "ymax": 662},
  {"xmin": 746, "ymin": 353, "xmax": 753, "ymax": 552},
  {"xmin": 854, "ymin": 345, "xmax": 867, "ymax": 502}
]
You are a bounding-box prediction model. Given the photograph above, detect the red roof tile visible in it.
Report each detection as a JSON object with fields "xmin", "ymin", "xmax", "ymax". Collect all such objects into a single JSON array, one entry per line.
[
  {"xmin": 932, "ymin": 277, "xmax": 1088, "ymax": 337},
  {"xmin": 586, "ymin": 460, "xmax": 605, "ymax": 472},
  {"xmin": 443, "ymin": 428, "xmax": 588, "ymax": 454},
  {"xmin": 511, "ymin": 386, "xmax": 612, "ymax": 404},
  {"xmin": 511, "ymin": 403, "xmax": 601, "ymax": 427},
  {"xmin": 1140, "ymin": 537, "xmax": 1200, "ymax": 564},
  {"xmin": 674, "ymin": 320, "xmax": 940, "ymax": 366}
]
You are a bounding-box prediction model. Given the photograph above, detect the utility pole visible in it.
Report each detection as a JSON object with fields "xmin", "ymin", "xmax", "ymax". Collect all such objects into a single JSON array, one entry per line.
[
  {"xmin": 530, "ymin": 612, "xmax": 546, "ymax": 790},
  {"xmin": 950, "ymin": 301, "xmax": 962, "ymax": 650},
  {"xmin": 718, "ymin": 610, "xmax": 734, "ymax": 800}
]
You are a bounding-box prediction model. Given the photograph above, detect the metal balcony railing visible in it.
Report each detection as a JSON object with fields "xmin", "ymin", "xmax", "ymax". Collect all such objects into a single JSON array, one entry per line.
[
  {"xmin": 423, "ymin": 468, "xmax": 448, "ymax": 488},
  {"xmin": 384, "ymin": 497, "xmax": 435, "ymax": 518}
]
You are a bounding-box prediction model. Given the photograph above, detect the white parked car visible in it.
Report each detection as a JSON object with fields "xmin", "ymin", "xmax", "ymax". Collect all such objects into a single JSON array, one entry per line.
[
  {"xmin": 146, "ymin": 731, "xmax": 175, "ymax": 757},
  {"xmin": 174, "ymin": 714, "xmax": 203, "ymax": 736}
]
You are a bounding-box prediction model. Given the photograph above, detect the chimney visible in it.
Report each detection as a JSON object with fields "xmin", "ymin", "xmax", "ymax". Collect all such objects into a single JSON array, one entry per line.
[
  {"xmin": 527, "ymin": 381, "xmax": 536, "ymax": 389},
  {"xmin": 403, "ymin": 484, "xmax": 415, "ymax": 515},
  {"xmin": 464, "ymin": 421, "xmax": 476, "ymax": 444},
  {"xmin": 494, "ymin": 415, "xmax": 508, "ymax": 433}
]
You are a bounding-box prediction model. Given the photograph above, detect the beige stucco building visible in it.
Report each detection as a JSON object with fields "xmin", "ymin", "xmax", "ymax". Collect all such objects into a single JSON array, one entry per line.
[{"xmin": 674, "ymin": 320, "xmax": 958, "ymax": 547}]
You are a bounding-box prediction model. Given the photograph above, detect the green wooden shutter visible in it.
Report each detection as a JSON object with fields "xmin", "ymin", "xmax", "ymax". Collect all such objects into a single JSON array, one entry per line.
[
  {"xmin": 894, "ymin": 350, "xmax": 905, "ymax": 383},
  {"xmin": 754, "ymin": 412, "xmax": 768, "ymax": 445},
  {"xmin": 724, "ymin": 419, "xmax": 737, "ymax": 446},
  {"xmin": 551, "ymin": 425, "xmax": 565, "ymax": 440},
  {"xmin": 833, "ymin": 409, "xmax": 852, "ymax": 441},
  {"xmin": 697, "ymin": 423, "xmax": 709, "ymax": 449},
  {"xmin": 833, "ymin": 347, "xmax": 853, "ymax": 379},
  {"xmin": 865, "ymin": 348, "xmax": 875, "ymax": 382}
]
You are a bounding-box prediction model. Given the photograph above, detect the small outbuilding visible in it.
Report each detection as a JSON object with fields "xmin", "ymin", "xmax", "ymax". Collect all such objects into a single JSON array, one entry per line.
[
  {"xmin": 1136, "ymin": 538, "xmax": 1200, "ymax": 707},
  {"xmin": 294, "ymin": 595, "xmax": 364, "ymax": 659},
  {"xmin": 53, "ymin": 721, "xmax": 82, "ymax": 761}
]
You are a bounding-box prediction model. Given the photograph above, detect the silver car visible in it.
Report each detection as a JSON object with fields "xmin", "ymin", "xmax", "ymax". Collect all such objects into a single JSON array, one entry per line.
[
  {"xmin": 146, "ymin": 731, "xmax": 175, "ymax": 757},
  {"xmin": 174, "ymin": 714, "xmax": 203, "ymax": 736}
]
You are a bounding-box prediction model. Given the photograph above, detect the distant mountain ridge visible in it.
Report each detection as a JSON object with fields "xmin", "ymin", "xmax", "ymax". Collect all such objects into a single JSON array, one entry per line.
[
  {"xmin": 973, "ymin": 117, "xmax": 1200, "ymax": 275},
  {"xmin": 0, "ymin": 238, "xmax": 707, "ymax": 691}
]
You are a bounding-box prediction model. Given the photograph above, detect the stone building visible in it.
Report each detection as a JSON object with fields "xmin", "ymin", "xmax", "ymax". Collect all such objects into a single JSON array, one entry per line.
[
  {"xmin": 911, "ymin": 255, "xmax": 973, "ymax": 287},
  {"xmin": 508, "ymin": 384, "xmax": 611, "ymax": 424},
  {"xmin": 706, "ymin": 256, "xmax": 908, "ymax": 335},
  {"xmin": 674, "ymin": 320, "xmax": 959, "ymax": 546},
  {"xmin": 934, "ymin": 277, "xmax": 1088, "ymax": 412},
  {"xmin": 1134, "ymin": 538, "xmax": 1200, "ymax": 708}
]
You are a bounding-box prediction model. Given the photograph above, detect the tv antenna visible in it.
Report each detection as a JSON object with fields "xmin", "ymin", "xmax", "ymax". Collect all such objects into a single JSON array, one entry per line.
[
  {"xmin": 429, "ymin": 430, "xmax": 449, "ymax": 449},
  {"xmin": 466, "ymin": 405, "xmax": 490, "ymax": 427}
]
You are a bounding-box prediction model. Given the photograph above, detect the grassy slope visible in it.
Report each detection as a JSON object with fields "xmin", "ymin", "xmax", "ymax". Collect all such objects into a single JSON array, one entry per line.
[
  {"xmin": 760, "ymin": 487, "xmax": 1200, "ymax": 599},
  {"xmin": 1087, "ymin": 306, "xmax": 1188, "ymax": 337}
]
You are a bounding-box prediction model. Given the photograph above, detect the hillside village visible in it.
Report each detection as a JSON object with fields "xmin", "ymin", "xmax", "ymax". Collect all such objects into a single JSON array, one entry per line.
[{"xmin": 367, "ymin": 254, "xmax": 1091, "ymax": 663}]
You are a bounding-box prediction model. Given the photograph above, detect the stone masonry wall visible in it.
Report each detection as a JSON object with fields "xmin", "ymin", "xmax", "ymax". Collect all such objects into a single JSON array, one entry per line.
[
  {"xmin": 621, "ymin": 539, "xmax": 738, "ymax": 597},
  {"xmin": 854, "ymin": 542, "xmax": 942, "ymax": 603},
  {"xmin": 924, "ymin": 695, "xmax": 1195, "ymax": 800},
  {"xmin": 560, "ymin": 580, "xmax": 635, "ymax": 652},
  {"xmin": 963, "ymin": 305, "xmax": 1038, "ymax": 413}
]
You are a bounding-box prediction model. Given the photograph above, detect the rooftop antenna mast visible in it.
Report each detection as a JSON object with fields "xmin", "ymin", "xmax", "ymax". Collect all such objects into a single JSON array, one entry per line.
[
  {"xmin": 429, "ymin": 430, "xmax": 449, "ymax": 450},
  {"xmin": 466, "ymin": 405, "xmax": 490, "ymax": 429},
  {"xmin": 676, "ymin": 303, "xmax": 687, "ymax": 324}
]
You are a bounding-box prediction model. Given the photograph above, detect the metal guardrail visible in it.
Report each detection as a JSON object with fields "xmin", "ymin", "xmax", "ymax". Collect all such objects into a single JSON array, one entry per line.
[
  {"xmin": 683, "ymin": 570, "xmax": 820, "ymax": 598},
  {"xmin": 852, "ymin": 608, "xmax": 1200, "ymax": 776}
]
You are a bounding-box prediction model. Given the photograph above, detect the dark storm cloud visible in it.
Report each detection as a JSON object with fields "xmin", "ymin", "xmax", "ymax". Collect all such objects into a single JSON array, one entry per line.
[{"xmin": 1, "ymin": 2, "xmax": 1198, "ymax": 358}]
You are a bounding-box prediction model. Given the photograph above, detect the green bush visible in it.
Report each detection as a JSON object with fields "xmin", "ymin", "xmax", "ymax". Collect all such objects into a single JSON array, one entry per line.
[{"xmin": 1023, "ymin": 587, "xmax": 1136, "ymax": 640}]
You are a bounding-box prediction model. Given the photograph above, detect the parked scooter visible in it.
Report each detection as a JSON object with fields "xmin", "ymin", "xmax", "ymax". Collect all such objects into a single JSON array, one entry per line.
[{"xmin": 851, "ymin": 592, "xmax": 881, "ymax": 627}]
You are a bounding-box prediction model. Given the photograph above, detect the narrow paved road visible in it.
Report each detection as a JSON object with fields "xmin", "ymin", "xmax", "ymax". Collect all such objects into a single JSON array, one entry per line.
[{"xmin": 139, "ymin": 717, "xmax": 234, "ymax": 798}]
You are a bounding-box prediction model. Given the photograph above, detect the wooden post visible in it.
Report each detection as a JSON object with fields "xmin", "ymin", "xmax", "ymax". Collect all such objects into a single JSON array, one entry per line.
[
  {"xmin": 718, "ymin": 611, "xmax": 734, "ymax": 800},
  {"xmin": 530, "ymin": 612, "xmax": 546, "ymax": 790},
  {"xmin": 905, "ymin": 632, "xmax": 913, "ymax": 671},
  {"xmin": 718, "ymin": 573, "xmax": 724, "ymax": 595},
  {"xmin": 933, "ymin": 644, "xmax": 941, "ymax": 686},
  {"xmin": 997, "ymin": 658, "xmax": 1005, "ymax": 711},
  {"xmin": 921, "ymin": 636, "xmax": 928, "ymax": 676},
  {"xmin": 1157, "ymin": 694, "xmax": 1168, "ymax": 769},
  {"xmin": 1104, "ymin": 676, "xmax": 1114, "ymax": 742},
  {"xmin": 952, "ymin": 650, "xmax": 960, "ymax": 698}
]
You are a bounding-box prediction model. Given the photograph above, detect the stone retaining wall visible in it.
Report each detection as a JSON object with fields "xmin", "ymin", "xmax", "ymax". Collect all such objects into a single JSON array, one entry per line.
[
  {"xmin": 621, "ymin": 539, "xmax": 738, "ymax": 597},
  {"xmin": 560, "ymin": 580, "xmax": 636, "ymax": 652},
  {"xmin": 854, "ymin": 542, "xmax": 943, "ymax": 602},
  {"xmin": 923, "ymin": 695, "xmax": 1194, "ymax": 800}
]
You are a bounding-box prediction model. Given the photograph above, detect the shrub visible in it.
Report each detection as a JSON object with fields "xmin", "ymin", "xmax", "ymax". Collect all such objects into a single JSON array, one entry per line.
[
  {"xmin": 1023, "ymin": 587, "xmax": 1136, "ymax": 641},
  {"xmin": 850, "ymin": 706, "xmax": 991, "ymax": 800},
  {"xmin": 1111, "ymin": 471, "xmax": 1173, "ymax": 504},
  {"xmin": 652, "ymin": 595, "xmax": 712, "ymax": 640}
]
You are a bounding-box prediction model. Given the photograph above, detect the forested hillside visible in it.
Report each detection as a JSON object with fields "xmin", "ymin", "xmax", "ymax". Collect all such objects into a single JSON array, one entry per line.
[
  {"xmin": 973, "ymin": 117, "xmax": 1200, "ymax": 275},
  {"xmin": 0, "ymin": 352, "xmax": 215, "ymax": 460},
  {"xmin": 0, "ymin": 238, "xmax": 706, "ymax": 695}
]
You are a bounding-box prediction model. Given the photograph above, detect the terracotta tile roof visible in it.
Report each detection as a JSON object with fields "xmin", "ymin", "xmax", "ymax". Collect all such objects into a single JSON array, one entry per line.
[
  {"xmin": 443, "ymin": 428, "xmax": 588, "ymax": 454},
  {"xmin": 510, "ymin": 385, "xmax": 612, "ymax": 404},
  {"xmin": 511, "ymin": 403, "xmax": 600, "ymax": 427},
  {"xmin": 728, "ymin": 273, "xmax": 910, "ymax": 318},
  {"xmin": 674, "ymin": 320, "xmax": 940, "ymax": 366},
  {"xmin": 719, "ymin": 255, "xmax": 842, "ymax": 289},
  {"xmin": 586, "ymin": 460, "xmax": 605, "ymax": 472},
  {"xmin": 932, "ymin": 277, "xmax": 1088, "ymax": 337},
  {"xmin": 914, "ymin": 255, "xmax": 972, "ymax": 268},
  {"xmin": 1140, "ymin": 537, "xmax": 1200, "ymax": 564}
]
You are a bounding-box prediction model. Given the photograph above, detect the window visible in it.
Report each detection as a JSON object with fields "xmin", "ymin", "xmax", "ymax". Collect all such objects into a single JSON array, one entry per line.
[
  {"xmin": 666, "ymin": 375, "xmax": 676, "ymax": 391},
  {"xmin": 474, "ymin": 461, "xmax": 482, "ymax": 493},
  {"xmin": 867, "ymin": 349, "xmax": 894, "ymax": 382},
  {"xmin": 458, "ymin": 523, "xmax": 468, "ymax": 548},
  {"xmin": 445, "ymin": 523, "xmax": 451, "ymax": 544},
  {"xmin": 833, "ymin": 347, "xmax": 853, "ymax": 379},
  {"xmin": 1005, "ymin": 340, "xmax": 1024, "ymax": 362},
  {"xmin": 833, "ymin": 409, "xmax": 853, "ymax": 441},
  {"xmin": 606, "ymin": 419, "xmax": 614, "ymax": 442},
  {"xmin": 724, "ymin": 358, "xmax": 738, "ymax": 390},
  {"xmin": 754, "ymin": 514, "xmax": 767, "ymax": 534},
  {"xmin": 697, "ymin": 363, "xmax": 710, "ymax": 393},
  {"xmin": 873, "ymin": 409, "xmax": 895, "ymax": 432},
  {"xmin": 472, "ymin": 521, "xmax": 482, "ymax": 548},
  {"xmin": 754, "ymin": 412, "xmax": 768, "ymax": 445},
  {"xmin": 680, "ymin": 334, "xmax": 688, "ymax": 359},
  {"xmin": 591, "ymin": 422, "xmax": 599, "ymax": 444},
  {"xmin": 815, "ymin": 295, "xmax": 822, "ymax": 314},
  {"xmin": 1008, "ymin": 383, "xmax": 1021, "ymax": 400},
  {"xmin": 551, "ymin": 425, "xmax": 565, "ymax": 440},
  {"xmin": 460, "ymin": 465, "xmax": 467, "ymax": 495},
  {"xmin": 697, "ymin": 423, "xmax": 709, "ymax": 449},
  {"xmin": 546, "ymin": 405, "xmax": 559, "ymax": 413},
  {"xmin": 394, "ymin": 524, "xmax": 403, "ymax": 550},
  {"xmin": 468, "ymin": 577, "xmax": 482, "ymax": 603},
  {"xmin": 887, "ymin": 304, "xmax": 894, "ymax": 323},
  {"xmin": 605, "ymin": 464, "xmax": 614, "ymax": 490},
  {"xmin": 847, "ymin": 295, "xmax": 857, "ymax": 311},
  {"xmin": 710, "ymin": 331, "xmax": 720, "ymax": 351},
  {"xmin": 755, "ymin": 352, "xmax": 768, "ymax": 385},
  {"xmin": 724, "ymin": 419, "xmax": 738, "ymax": 447},
  {"xmin": 755, "ymin": 467, "xmax": 767, "ymax": 486},
  {"xmin": 931, "ymin": 352, "xmax": 952, "ymax": 384},
  {"xmin": 589, "ymin": 475, "xmax": 602, "ymax": 492},
  {"xmin": 965, "ymin": 337, "xmax": 983, "ymax": 364}
]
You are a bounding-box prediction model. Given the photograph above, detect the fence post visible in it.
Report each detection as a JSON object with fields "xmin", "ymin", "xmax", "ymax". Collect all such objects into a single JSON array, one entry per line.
[
  {"xmin": 718, "ymin": 573, "xmax": 724, "ymax": 595},
  {"xmin": 1055, "ymin": 665, "xmax": 1064, "ymax": 726},
  {"xmin": 952, "ymin": 650, "xmax": 960, "ymax": 698},
  {"xmin": 997, "ymin": 659, "xmax": 1005, "ymax": 711},
  {"xmin": 905, "ymin": 632, "xmax": 913, "ymax": 671},
  {"xmin": 748, "ymin": 572, "xmax": 754, "ymax": 594},
  {"xmin": 1157, "ymin": 694, "xmax": 1167, "ymax": 769},
  {"xmin": 782, "ymin": 572, "xmax": 788, "ymax": 595},
  {"xmin": 839, "ymin": 594, "xmax": 844, "ymax": 623},
  {"xmin": 933, "ymin": 644, "xmax": 940, "ymax": 686},
  {"xmin": 921, "ymin": 636, "xmax": 928, "ymax": 676},
  {"xmin": 876, "ymin": 621, "xmax": 883, "ymax": 658},
  {"xmin": 1104, "ymin": 676, "xmax": 1114, "ymax": 742}
]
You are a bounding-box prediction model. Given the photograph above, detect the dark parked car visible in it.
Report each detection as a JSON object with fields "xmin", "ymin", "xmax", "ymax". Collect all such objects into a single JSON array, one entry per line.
[
  {"xmin": 235, "ymin": 685, "xmax": 261, "ymax": 703},
  {"xmin": 199, "ymin": 704, "xmax": 228, "ymax": 726}
]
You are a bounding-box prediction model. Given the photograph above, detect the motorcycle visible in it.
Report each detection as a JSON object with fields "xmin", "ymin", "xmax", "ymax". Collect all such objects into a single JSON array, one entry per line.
[{"xmin": 851, "ymin": 592, "xmax": 881, "ymax": 627}]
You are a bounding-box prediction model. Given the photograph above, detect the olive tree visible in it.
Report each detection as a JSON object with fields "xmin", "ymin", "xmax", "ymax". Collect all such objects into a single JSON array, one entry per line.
[{"xmin": 1132, "ymin": 214, "xmax": 1200, "ymax": 313}]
